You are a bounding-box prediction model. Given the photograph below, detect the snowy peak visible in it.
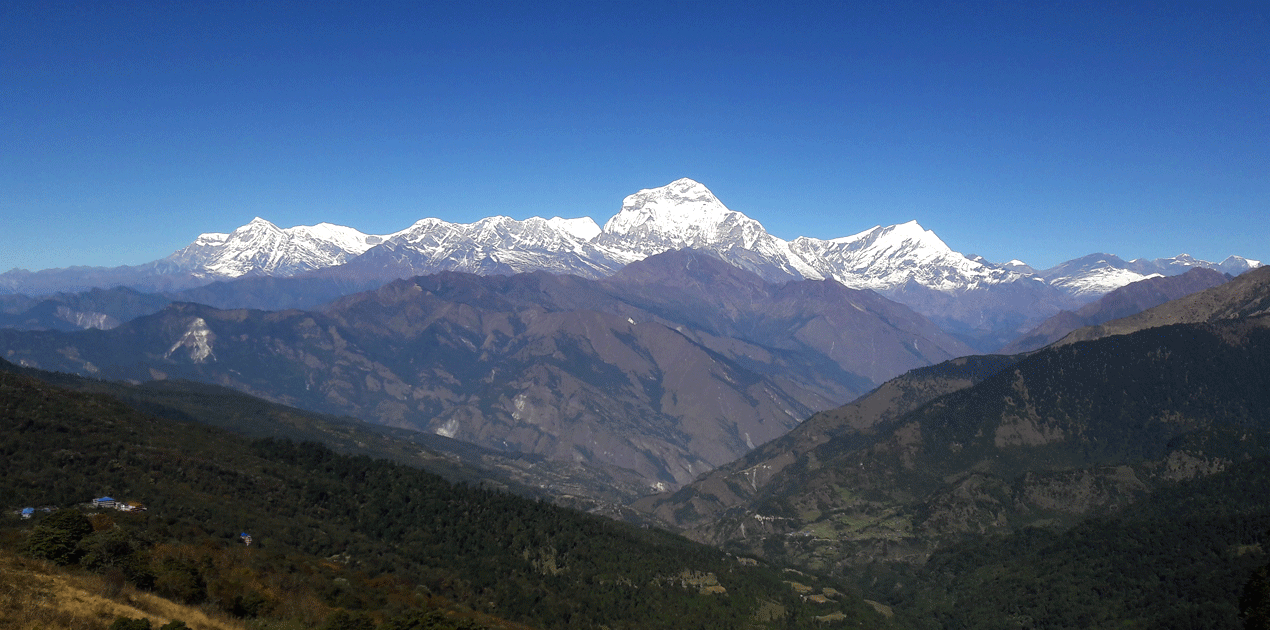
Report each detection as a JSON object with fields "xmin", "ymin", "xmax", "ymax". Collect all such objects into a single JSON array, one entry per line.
[
  {"xmin": 788, "ymin": 220, "xmax": 1021, "ymax": 292},
  {"xmin": 1040, "ymin": 252, "xmax": 1264, "ymax": 298},
  {"xmin": 148, "ymin": 179, "xmax": 1260, "ymax": 303},
  {"xmin": 290, "ymin": 222, "xmax": 385, "ymax": 252},
  {"xmin": 164, "ymin": 218, "xmax": 381, "ymax": 278},
  {"xmin": 600, "ymin": 178, "xmax": 768, "ymax": 250},
  {"xmin": 1220, "ymin": 255, "xmax": 1262, "ymax": 275},
  {"xmin": 618, "ymin": 177, "xmax": 722, "ymax": 210},
  {"xmin": 547, "ymin": 216, "xmax": 602, "ymax": 241},
  {"xmin": 388, "ymin": 215, "xmax": 599, "ymax": 252},
  {"xmin": 830, "ymin": 221, "xmax": 954, "ymax": 259},
  {"xmin": 347, "ymin": 213, "xmax": 625, "ymax": 280},
  {"xmin": 595, "ymin": 179, "xmax": 826, "ymax": 281}
]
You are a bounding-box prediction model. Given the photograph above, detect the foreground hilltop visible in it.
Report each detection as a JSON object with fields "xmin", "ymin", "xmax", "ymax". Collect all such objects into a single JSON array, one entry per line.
[{"xmin": 0, "ymin": 358, "xmax": 888, "ymax": 629}]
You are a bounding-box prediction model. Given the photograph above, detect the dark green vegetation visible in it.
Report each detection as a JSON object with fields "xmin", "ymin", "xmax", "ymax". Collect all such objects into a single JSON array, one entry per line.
[
  {"xmin": 638, "ymin": 354, "xmax": 1024, "ymax": 536},
  {"xmin": 880, "ymin": 458, "xmax": 1270, "ymax": 629},
  {"xmin": 12, "ymin": 363, "xmax": 652, "ymax": 509},
  {"xmin": 775, "ymin": 318, "xmax": 1270, "ymax": 626},
  {"xmin": 0, "ymin": 359, "xmax": 887, "ymax": 629},
  {"xmin": 646, "ymin": 308, "xmax": 1270, "ymax": 627}
]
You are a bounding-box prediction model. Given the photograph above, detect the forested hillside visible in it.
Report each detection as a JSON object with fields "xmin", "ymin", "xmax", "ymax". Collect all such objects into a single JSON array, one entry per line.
[{"xmin": 0, "ymin": 360, "xmax": 887, "ymax": 629}]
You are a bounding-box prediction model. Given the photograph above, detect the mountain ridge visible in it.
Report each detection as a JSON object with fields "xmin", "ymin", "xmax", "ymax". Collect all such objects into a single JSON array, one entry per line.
[{"xmin": 3, "ymin": 178, "xmax": 1259, "ymax": 349}]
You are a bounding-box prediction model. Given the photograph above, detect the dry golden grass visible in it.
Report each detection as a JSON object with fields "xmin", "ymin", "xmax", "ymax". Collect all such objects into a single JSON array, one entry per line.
[{"xmin": 0, "ymin": 549, "xmax": 245, "ymax": 630}]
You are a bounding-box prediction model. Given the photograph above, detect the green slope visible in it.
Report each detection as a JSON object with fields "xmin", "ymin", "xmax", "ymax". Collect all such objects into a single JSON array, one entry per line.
[{"xmin": 0, "ymin": 362, "xmax": 889, "ymax": 629}]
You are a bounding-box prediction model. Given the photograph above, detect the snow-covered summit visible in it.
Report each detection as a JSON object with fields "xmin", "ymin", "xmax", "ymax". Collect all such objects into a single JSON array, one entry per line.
[
  {"xmin": 598, "ymin": 178, "xmax": 824, "ymax": 280},
  {"xmin": 343, "ymin": 214, "xmax": 625, "ymax": 279},
  {"xmin": 1040, "ymin": 252, "xmax": 1264, "ymax": 298},
  {"xmin": 389, "ymin": 215, "xmax": 599, "ymax": 255},
  {"xmin": 601, "ymin": 178, "xmax": 767, "ymax": 251},
  {"xmin": 1220, "ymin": 255, "xmax": 1262, "ymax": 274},
  {"xmin": 151, "ymin": 179, "xmax": 1261, "ymax": 305},
  {"xmin": 547, "ymin": 216, "xmax": 602, "ymax": 241},
  {"xmin": 163, "ymin": 217, "xmax": 382, "ymax": 278},
  {"xmin": 789, "ymin": 220, "xmax": 1025, "ymax": 292}
]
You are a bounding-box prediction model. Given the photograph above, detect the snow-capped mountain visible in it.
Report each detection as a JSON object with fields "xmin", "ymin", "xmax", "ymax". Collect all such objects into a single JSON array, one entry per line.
[
  {"xmin": 3, "ymin": 178, "xmax": 1260, "ymax": 350},
  {"xmin": 788, "ymin": 221, "xmax": 1028, "ymax": 292},
  {"xmin": 596, "ymin": 178, "xmax": 824, "ymax": 280},
  {"xmin": 163, "ymin": 218, "xmax": 384, "ymax": 278},
  {"xmin": 333, "ymin": 215, "xmax": 625, "ymax": 280},
  {"xmin": 1039, "ymin": 253, "xmax": 1263, "ymax": 298},
  {"xmin": 1038, "ymin": 254, "xmax": 1164, "ymax": 298}
]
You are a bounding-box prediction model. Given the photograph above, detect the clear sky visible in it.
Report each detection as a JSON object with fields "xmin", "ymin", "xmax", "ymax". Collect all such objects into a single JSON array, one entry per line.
[{"xmin": 3, "ymin": 1, "xmax": 1267, "ymax": 273}]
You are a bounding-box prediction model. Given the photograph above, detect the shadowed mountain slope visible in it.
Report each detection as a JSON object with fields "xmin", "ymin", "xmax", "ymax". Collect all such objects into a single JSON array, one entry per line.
[
  {"xmin": 0, "ymin": 287, "xmax": 173, "ymax": 331},
  {"xmin": 634, "ymin": 354, "xmax": 1020, "ymax": 533},
  {"xmin": 640, "ymin": 312, "xmax": 1270, "ymax": 574},
  {"xmin": 0, "ymin": 358, "xmax": 653, "ymax": 511}
]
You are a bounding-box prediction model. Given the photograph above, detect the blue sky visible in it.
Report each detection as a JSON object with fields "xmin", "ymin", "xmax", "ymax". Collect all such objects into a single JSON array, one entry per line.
[{"xmin": 3, "ymin": 1, "xmax": 1267, "ymax": 273}]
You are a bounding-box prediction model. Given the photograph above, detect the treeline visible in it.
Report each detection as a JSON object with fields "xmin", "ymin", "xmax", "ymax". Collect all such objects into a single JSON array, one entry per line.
[{"xmin": 0, "ymin": 364, "xmax": 886, "ymax": 629}]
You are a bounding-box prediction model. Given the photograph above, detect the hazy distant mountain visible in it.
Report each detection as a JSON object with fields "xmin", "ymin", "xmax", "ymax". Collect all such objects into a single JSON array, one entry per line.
[
  {"xmin": 0, "ymin": 286, "xmax": 173, "ymax": 331},
  {"xmin": 999, "ymin": 267, "xmax": 1231, "ymax": 353},
  {"xmin": 0, "ymin": 251, "xmax": 971, "ymax": 492},
  {"xmin": 995, "ymin": 266, "xmax": 1234, "ymax": 355},
  {"xmin": 1036, "ymin": 252, "xmax": 1259, "ymax": 297},
  {"xmin": 1054, "ymin": 264, "xmax": 1270, "ymax": 347}
]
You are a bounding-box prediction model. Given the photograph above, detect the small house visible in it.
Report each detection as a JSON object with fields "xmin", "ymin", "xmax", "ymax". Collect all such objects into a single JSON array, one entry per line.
[
  {"xmin": 92, "ymin": 496, "xmax": 117, "ymax": 509},
  {"xmin": 21, "ymin": 508, "xmax": 34, "ymax": 520}
]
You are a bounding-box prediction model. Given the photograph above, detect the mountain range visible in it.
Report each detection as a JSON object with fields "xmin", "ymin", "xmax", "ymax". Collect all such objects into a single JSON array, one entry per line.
[
  {"xmin": 998, "ymin": 266, "xmax": 1232, "ymax": 353},
  {"xmin": 2, "ymin": 179, "xmax": 1259, "ymax": 350}
]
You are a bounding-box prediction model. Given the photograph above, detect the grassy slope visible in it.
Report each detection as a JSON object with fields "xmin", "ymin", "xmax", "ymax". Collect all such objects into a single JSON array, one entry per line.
[{"xmin": 0, "ymin": 547, "xmax": 242, "ymax": 630}]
